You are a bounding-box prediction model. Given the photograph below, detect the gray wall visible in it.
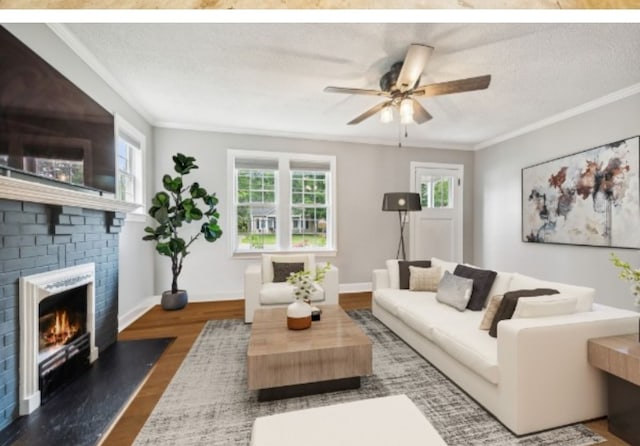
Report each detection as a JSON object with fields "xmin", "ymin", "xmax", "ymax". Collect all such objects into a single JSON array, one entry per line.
[
  {"xmin": 152, "ymin": 128, "xmax": 475, "ymax": 299},
  {"xmin": 3, "ymin": 24, "xmax": 157, "ymax": 321},
  {"xmin": 474, "ymin": 92, "xmax": 640, "ymax": 311}
]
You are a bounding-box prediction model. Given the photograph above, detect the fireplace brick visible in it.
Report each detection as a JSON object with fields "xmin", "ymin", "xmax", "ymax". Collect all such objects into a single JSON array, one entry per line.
[
  {"xmin": 0, "ymin": 199, "xmax": 122, "ymax": 431},
  {"xmin": 3, "ymin": 236, "xmax": 36, "ymax": 248},
  {"xmin": 4, "ymin": 212, "xmax": 36, "ymax": 225},
  {"xmin": 0, "ymin": 201, "xmax": 20, "ymax": 211},
  {"xmin": 0, "ymin": 248, "xmax": 19, "ymax": 260}
]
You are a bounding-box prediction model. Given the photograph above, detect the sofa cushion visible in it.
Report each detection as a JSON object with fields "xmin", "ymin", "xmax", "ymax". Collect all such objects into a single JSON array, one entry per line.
[
  {"xmin": 373, "ymin": 289, "xmax": 417, "ymax": 317},
  {"xmin": 488, "ymin": 288, "xmax": 559, "ymax": 337},
  {"xmin": 435, "ymin": 271, "xmax": 474, "ymax": 311},
  {"xmin": 375, "ymin": 288, "xmax": 499, "ymax": 384},
  {"xmin": 430, "ymin": 257, "xmax": 458, "ymax": 278},
  {"xmin": 386, "ymin": 259, "xmax": 400, "ymax": 289},
  {"xmin": 509, "ymin": 273, "xmax": 594, "ymax": 312},
  {"xmin": 479, "ymin": 294, "xmax": 503, "ymax": 330},
  {"xmin": 272, "ymin": 262, "xmax": 305, "ymax": 283},
  {"xmin": 409, "ymin": 266, "xmax": 441, "ymax": 292},
  {"xmin": 431, "ymin": 323, "xmax": 499, "ymax": 384},
  {"xmin": 512, "ymin": 294, "xmax": 578, "ymax": 319},
  {"xmin": 485, "ymin": 272, "xmax": 513, "ymax": 307},
  {"xmin": 260, "ymin": 282, "xmax": 324, "ymax": 304},
  {"xmin": 453, "ymin": 264, "xmax": 498, "ymax": 311},
  {"xmin": 399, "ymin": 260, "xmax": 432, "ymax": 289}
]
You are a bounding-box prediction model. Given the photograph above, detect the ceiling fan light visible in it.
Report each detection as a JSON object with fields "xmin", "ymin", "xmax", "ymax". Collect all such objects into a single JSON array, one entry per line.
[
  {"xmin": 400, "ymin": 99, "xmax": 414, "ymax": 124},
  {"xmin": 380, "ymin": 106, "xmax": 393, "ymax": 124}
]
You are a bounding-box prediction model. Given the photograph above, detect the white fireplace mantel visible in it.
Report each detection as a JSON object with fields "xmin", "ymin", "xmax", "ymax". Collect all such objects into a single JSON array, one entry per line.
[
  {"xmin": 19, "ymin": 263, "xmax": 98, "ymax": 415},
  {"xmin": 0, "ymin": 175, "xmax": 140, "ymax": 214}
]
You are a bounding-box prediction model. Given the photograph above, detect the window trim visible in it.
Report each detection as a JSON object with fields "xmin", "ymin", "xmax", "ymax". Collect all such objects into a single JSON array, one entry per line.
[
  {"xmin": 114, "ymin": 113, "xmax": 146, "ymax": 220},
  {"xmin": 227, "ymin": 149, "xmax": 337, "ymax": 257}
]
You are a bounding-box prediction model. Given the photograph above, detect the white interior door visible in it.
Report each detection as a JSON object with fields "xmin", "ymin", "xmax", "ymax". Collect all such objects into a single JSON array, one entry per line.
[{"xmin": 410, "ymin": 162, "xmax": 463, "ymax": 262}]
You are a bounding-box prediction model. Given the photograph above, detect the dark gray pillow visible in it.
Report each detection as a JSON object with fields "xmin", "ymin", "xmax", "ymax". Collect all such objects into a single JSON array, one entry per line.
[
  {"xmin": 398, "ymin": 260, "xmax": 432, "ymax": 289},
  {"xmin": 453, "ymin": 264, "xmax": 498, "ymax": 311},
  {"xmin": 272, "ymin": 262, "xmax": 304, "ymax": 283},
  {"xmin": 488, "ymin": 288, "xmax": 559, "ymax": 337},
  {"xmin": 435, "ymin": 271, "xmax": 474, "ymax": 311}
]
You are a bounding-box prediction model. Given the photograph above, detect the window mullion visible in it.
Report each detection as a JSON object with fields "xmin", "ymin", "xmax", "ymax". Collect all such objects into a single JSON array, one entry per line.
[{"xmin": 278, "ymin": 158, "xmax": 291, "ymax": 251}]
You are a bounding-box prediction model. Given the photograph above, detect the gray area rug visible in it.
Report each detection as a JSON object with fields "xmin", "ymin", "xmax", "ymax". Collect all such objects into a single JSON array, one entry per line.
[{"xmin": 133, "ymin": 310, "xmax": 605, "ymax": 446}]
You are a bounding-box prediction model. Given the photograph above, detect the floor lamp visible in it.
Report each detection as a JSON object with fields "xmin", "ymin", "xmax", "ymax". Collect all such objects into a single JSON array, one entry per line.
[{"xmin": 382, "ymin": 192, "xmax": 422, "ymax": 260}]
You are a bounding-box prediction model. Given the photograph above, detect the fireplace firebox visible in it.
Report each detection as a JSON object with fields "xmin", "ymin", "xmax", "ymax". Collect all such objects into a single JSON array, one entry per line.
[
  {"xmin": 38, "ymin": 285, "xmax": 91, "ymax": 404},
  {"xmin": 19, "ymin": 263, "xmax": 98, "ymax": 415}
]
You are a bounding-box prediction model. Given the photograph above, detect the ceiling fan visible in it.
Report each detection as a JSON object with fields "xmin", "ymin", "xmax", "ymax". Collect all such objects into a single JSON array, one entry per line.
[{"xmin": 324, "ymin": 43, "xmax": 491, "ymax": 126}]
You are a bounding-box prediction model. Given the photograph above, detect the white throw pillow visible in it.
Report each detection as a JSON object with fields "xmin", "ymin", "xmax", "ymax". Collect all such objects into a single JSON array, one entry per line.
[
  {"xmin": 386, "ymin": 259, "xmax": 400, "ymax": 289},
  {"xmin": 509, "ymin": 273, "xmax": 594, "ymax": 312},
  {"xmin": 430, "ymin": 257, "xmax": 458, "ymax": 279},
  {"xmin": 512, "ymin": 294, "xmax": 578, "ymax": 319}
]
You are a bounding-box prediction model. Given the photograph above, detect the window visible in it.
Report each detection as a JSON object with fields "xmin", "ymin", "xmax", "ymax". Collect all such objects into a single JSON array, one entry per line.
[
  {"xmin": 228, "ymin": 150, "xmax": 336, "ymax": 254},
  {"xmin": 419, "ymin": 175, "xmax": 454, "ymax": 208},
  {"xmin": 114, "ymin": 114, "xmax": 145, "ymax": 213},
  {"xmin": 291, "ymin": 170, "xmax": 328, "ymax": 249}
]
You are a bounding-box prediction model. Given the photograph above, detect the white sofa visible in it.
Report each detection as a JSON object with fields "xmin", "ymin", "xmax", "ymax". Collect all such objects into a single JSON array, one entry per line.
[
  {"xmin": 244, "ymin": 253, "xmax": 339, "ymax": 323},
  {"xmin": 372, "ymin": 258, "xmax": 639, "ymax": 435}
]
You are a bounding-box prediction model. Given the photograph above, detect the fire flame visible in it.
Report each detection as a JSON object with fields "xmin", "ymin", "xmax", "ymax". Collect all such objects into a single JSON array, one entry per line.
[{"xmin": 41, "ymin": 310, "xmax": 81, "ymax": 348}]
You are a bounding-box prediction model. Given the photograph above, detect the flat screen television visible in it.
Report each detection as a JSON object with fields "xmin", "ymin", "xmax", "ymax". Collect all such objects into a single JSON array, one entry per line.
[{"xmin": 0, "ymin": 25, "xmax": 116, "ymax": 195}]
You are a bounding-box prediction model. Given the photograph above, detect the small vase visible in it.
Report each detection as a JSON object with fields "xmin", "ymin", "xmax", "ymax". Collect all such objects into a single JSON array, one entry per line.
[{"xmin": 287, "ymin": 299, "xmax": 312, "ymax": 330}]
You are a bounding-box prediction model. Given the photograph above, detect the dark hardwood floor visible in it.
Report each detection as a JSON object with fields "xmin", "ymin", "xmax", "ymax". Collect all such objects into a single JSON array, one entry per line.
[{"xmin": 103, "ymin": 292, "xmax": 627, "ymax": 445}]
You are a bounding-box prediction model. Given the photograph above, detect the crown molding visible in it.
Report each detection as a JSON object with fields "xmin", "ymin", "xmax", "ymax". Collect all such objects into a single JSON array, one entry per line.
[
  {"xmin": 46, "ymin": 23, "xmax": 155, "ymax": 126},
  {"xmin": 474, "ymin": 82, "xmax": 640, "ymax": 151},
  {"xmin": 155, "ymin": 120, "xmax": 473, "ymax": 152}
]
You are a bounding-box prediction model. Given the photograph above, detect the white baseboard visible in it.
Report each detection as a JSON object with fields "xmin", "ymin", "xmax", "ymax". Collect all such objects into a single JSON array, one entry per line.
[
  {"xmin": 118, "ymin": 295, "xmax": 158, "ymax": 332},
  {"xmin": 117, "ymin": 284, "xmax": 372, "ymax": 331}
]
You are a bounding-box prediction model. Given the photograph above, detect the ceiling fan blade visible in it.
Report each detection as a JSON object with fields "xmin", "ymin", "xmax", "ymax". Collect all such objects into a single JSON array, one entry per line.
[
  {"xmin": 347, "ymin": 101, "xmax": 391, "ymax": 125},
  {"xmin": 324, "ymin": 86, "xmax": 389, "ymax": 97},
  {"xmin": 395, "ymin": 44, "xmax": 434, "ymax": 92},
  {"xmin": 413, "ymin": 74, "xmax": 492, "ymax": 97},
  {"xmin": 411, "ymin": 99, "xmax": 433, "ymax": 124}
]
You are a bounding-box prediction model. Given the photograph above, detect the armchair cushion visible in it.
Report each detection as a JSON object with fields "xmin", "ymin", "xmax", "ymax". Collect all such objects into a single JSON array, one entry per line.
[{"xmin": 259, "ymin": 283, "xmax": 325, "ymax": 305}]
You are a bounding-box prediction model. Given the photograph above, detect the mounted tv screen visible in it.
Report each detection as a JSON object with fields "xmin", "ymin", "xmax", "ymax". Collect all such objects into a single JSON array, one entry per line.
[{"xmin": 0, "ymin": 26, "xmax": 116, "ymax": 195}]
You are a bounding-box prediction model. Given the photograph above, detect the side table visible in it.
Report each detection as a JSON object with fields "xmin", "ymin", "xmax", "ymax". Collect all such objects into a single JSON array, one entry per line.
[{"xmin": 588, "ymin": 334, "xmax": 640, "ymax": 445}]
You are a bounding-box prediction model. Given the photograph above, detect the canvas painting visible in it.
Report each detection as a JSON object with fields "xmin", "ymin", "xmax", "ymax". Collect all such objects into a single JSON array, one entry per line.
[{"xmin": 522, "ymin": 136, "xmax": 640, "ymax": 248}]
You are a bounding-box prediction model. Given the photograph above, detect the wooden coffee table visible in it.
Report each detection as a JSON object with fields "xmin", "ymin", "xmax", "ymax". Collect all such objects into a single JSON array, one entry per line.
[{"xmin": 247, "ymin": 304, "xmax": 372, "ymax": 401}]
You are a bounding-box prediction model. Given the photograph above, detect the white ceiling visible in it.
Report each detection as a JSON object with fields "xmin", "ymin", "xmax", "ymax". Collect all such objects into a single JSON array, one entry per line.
[{"xmin": 61, "ymin": 23, "xmax": 640, "ymax": 150}]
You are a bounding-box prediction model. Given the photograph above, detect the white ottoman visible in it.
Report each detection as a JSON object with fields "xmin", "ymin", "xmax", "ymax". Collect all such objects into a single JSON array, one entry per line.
[{"xmin": 250, "ymin": 394, "xmax": 447, "ymax": 446}]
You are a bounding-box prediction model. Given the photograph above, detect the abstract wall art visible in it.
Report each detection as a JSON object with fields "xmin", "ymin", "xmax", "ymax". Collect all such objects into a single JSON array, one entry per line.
[{"xmin": 522, "ymin": 136, "xmax": 640, "ymax": 248}]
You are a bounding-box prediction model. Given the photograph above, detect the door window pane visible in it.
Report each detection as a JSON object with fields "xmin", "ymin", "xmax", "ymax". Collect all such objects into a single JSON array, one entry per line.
[{"xmin": 419, "ymin": 175, "xmax": 454, "ymax": 209}]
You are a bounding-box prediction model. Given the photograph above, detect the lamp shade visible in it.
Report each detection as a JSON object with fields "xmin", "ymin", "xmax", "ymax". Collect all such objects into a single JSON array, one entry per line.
[{"xmin": 382, "ymin": 192, "xmax": 422, "ymax": 212}]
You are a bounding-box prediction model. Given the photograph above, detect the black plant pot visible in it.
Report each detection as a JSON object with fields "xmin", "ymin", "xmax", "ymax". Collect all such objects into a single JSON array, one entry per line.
[{"xmin": 161, "ymin": 290, "xmax": 188, "ymax": 311}]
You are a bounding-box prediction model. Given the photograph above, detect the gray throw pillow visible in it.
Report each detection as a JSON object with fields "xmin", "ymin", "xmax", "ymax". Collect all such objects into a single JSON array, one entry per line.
[
  {"xmin": 453, "ymin": 264, "xmax": 497, "ymax": 311},
  {"xmin": 435, "ymin": 271, "xmax": 474, "ymax": 311},
  {"xmin": 272, "ymin": 262, "xmax": 304, "ymax": 283}
]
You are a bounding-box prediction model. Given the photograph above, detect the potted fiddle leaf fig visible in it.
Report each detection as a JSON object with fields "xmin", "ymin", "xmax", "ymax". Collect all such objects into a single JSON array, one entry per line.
[{"xmin": 142, "ymin": 153, "xmax": 222, "ymax": 310}]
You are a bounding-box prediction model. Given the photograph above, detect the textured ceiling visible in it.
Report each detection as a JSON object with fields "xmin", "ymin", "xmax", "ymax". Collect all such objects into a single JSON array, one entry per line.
[{"xmin": 63, "ymin": 23, "xmax": 640, "ymax": 149}]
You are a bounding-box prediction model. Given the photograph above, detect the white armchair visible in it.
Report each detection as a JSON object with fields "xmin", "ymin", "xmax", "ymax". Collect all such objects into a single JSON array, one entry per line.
[{"xmin": 244, "ymin": 254, "xmax": 339, "ymax": 323}]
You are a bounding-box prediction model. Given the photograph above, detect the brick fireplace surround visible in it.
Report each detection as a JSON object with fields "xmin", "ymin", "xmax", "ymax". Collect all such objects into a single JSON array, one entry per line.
[{"xmin": 0, "ymin": 198, "xmax": 124, "ymax": 431}]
